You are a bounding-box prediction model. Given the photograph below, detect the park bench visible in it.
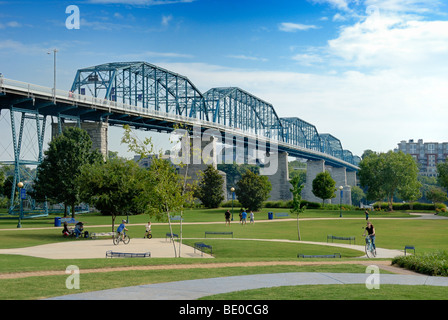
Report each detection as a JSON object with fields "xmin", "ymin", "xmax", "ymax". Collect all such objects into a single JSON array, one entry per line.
[
  {"xmin": 297, "ymin": 253, "xmax": 341, "ymax": 258},
  {"xmin": 194, "ymin": 242, "xmax": 213, "ymax": 256},
  {"xmin": 166, "ymin": 233, "xmax": 179, "ymax": 241},
  {"xmin": 275, "ymin": 212, "xmax": 290, "ymax": 218},
  {"xmin": 170, "ymin": 215, "xmax": 183, "ymax": 221},
  {"xmin": 327, "ymin": 235, "xmax": 356, "ymax": 245},
  {"xmin": 205, "ymin": 231, "xmax": 233, "ymax": 238},
  {"xmin": 61, "ymin": 217, "xmax": 78, "ymax": 224},
  {"xmin": 106, "ymin": 250, "xmax": 151, "ymax": 258},
  {"xmin": 90, "ymin": 231, "xmax": 116, "ymax": 239},
  {"xmin": 404, "ymin": 245, "xmax": 415, "ymax": 256}
]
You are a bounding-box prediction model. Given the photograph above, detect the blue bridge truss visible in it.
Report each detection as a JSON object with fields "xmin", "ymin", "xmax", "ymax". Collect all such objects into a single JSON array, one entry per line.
[{"xmin": 0, "ymin": 61, "xmax": 360, "ymax": 216}]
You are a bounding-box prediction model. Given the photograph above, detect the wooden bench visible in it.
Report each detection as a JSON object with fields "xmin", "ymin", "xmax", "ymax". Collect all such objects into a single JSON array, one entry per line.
[
  {"xmin": 327, "ymin": 235, "xmax": 356, "ymax": 245},
  {"xmin": 275, "ymin": 212, "xmax": 290, "ymax": 218},
  {"xmin": 194, "ymin": 242, "xmax": 213, "ymax": 256},
  {"xmin": 106, "ymin": 251, "xmax": 151, "ymax": 258},
  {"xmin": 205, "ymin": 231, "xmax": 233, "ymax": 238},
  {"xmin": 404, "ymin": 245, "xmax": 415, "ymax": 256},
  {"xmin": 297, "ymin": 253, "xmax": 341, "ymax": 258},
  {"xmin": 90, "ymin": 232, "xmax": 116, "ymax": 239}
]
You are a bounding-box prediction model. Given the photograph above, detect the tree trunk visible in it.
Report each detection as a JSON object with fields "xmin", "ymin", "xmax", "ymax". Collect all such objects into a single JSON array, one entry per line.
[
  {"xmin": 167, "ymin": 209, "xmax": 177, "ymax": 258},
  {"xmin": 297, "ymin": 214, "xmax": 301, "ymax": 241}
]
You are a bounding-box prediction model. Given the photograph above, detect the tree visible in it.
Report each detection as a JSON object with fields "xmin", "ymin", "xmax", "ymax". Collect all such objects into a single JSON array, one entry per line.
[
  {"xmin": 359, "ymin": 151, "xmax": 421, "ymax": 211},
  {"xmin": 312, "ymin": 171, "xmax": 336, "ymax": 205},
  {"xmin": 426, "ymin": 186, "xmax": 448, "ymax": 204},
  {"xmin": 78, "ymin": 158, "xmax": 147, "ymax": 232},
  {"xmin": 196, "ymin": 165, "xmax": 224, "ymax": 208},
  {"xmin": 33, "ymin": 127, "xmax": 102, "ymax": 218},
  {"xmin": 351, "ymin": 185, "xmax": 366, "ymax": 207},
  {"xmin": 437, "ymin": 162, "xmax": 448, "ymax": 190},
  {"xmin": 121, "ymin": 125, "xmax": 193, "ymax": 257},
  {"xmin": 235, "ymin": 170, "xmax": 271, "ymax": 211},
  {"xmin": 289, "ymin": 175, "xmax": 305, "ymax": 240}
]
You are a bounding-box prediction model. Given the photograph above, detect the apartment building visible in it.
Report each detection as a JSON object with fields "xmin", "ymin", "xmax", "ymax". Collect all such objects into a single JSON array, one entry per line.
[{"xmin": 396, "ymin": 139, "xmax": 448, "ymax": 177}]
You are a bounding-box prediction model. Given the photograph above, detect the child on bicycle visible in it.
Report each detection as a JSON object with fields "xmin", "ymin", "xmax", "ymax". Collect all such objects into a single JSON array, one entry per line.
[
  {"xmin": 144, "ymin": 221, "xmax": 152, "ymax": 239},
  {"xmin": 117, "ymin": 220, "xmax": 128, "ymax": 238}
]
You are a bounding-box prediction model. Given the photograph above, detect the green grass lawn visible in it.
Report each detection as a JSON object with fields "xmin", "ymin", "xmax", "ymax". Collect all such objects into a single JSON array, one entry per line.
[{"xmin": 1, "ymin": 207, "xmax": 447, "ymax": 300}]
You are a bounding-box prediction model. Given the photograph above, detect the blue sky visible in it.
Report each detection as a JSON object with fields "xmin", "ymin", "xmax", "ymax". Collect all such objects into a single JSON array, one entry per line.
[{"xmin": 1, "ymin": 0, "xmax": 448, "ymax": 160}]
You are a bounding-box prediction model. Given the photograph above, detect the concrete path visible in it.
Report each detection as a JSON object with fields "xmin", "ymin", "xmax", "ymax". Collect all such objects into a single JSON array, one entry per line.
[{"xmin": 49, "ymin": 272, "xmax": 448, "ymax": 300}]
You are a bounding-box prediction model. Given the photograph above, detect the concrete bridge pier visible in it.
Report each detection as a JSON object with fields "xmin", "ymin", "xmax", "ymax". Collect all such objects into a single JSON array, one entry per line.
[{"xmin": 260, "ymin": 151, "xmax": 292, "ymax": 201}]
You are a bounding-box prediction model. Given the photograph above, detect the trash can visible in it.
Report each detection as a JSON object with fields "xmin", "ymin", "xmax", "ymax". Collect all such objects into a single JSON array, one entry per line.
[
  {"xmin": 268, "ymin": 212, "xmax": 273, "ymax": 220},
  {"xmin": 54, "ymin": 217, "xmax": 61, "ymax": 227}
]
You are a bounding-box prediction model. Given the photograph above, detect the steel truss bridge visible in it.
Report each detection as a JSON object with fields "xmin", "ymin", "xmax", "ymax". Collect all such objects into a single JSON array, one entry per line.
[{"xmin": 0, "ymin": 61, "xmax": 360, "ymax": 216}]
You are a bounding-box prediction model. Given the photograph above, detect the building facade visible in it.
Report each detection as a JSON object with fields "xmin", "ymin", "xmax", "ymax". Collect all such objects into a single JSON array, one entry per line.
[{"xmin": 396, "ymin": 139, "xmax": 448, "ymax": 177}]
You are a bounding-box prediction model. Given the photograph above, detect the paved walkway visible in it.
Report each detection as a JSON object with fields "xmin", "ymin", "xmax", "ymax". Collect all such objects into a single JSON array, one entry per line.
[{"xmin": 50, "ymin": 271, "xmax": 448, "ymax": 300}]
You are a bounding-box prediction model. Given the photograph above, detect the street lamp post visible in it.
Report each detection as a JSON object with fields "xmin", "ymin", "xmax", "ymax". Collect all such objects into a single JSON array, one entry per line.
[
  {"xmin": 47, "ymin": 49, "xmax": 58, "ymax": 103},
  {"xmin": 230, "ymin": 187, "xmax": 235, "ymax": 221},
  {"xmin": 17, "ymin": 182, "xmax": 24, "ymax": 228},
  {"xmin": 339, "ymin": 186, "xmax": 343, "ymax": 218}
]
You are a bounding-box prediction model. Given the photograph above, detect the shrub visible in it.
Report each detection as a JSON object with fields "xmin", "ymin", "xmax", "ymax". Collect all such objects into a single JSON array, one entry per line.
[{"xmin": 392, "ymin": 251, "xmax": 448, "ymax": 277}]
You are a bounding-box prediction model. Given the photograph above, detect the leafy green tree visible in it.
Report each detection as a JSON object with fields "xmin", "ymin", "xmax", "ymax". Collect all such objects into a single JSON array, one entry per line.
[
  {"xmin": 426, "ymin": 186, "xmax": 448, "ymax": 204},
  {"xmin": 196, "ymin": 165, "xmax": 224, "ymax": 208},
  {"xmin": 289, "ymin": 175, "xmax": 305, "ymax": 240},
  {"xmin": 437, "ymin": 162, "xmax": 448, "ymax": 190},
  {"xmin": 235, "ymin": 170, "xmax": 271, "ymax": 211},
  {"xmin": 78, "ymin": 158, "xmax": 147, "ymax": 232},
  {"xmin": 351, "ymin": 185, "xmax": 366, "ymax": 207},
  {"xmin": 359, "ymin": 151, "xmax": 421, "ymax": 211},
  {"xmin": 33, "ymin": 127, "xmax": 103, "ymax": 218},
  {"xmin": 121, "ymin": 125, "xmax": 193, "ymax": 257},
  {"xmin": 312, "ymin": 171, "xmax": 336, "ymax": 205}
]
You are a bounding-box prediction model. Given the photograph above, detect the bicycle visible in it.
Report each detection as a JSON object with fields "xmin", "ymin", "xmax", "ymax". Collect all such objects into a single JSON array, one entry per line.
[
  {"xmin": 113, "ymin": 232, "xmax": 130, "ymax": 245},
  {"xmin": 365, "ymin": 235, "xmax": 376, "ymax": 258}
]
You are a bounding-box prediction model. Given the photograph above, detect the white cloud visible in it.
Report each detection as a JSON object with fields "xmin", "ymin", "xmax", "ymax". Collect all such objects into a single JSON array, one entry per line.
[
  {"xmin": 87, "ymin": 0, "xmax": 195, "ymax": 5},
  {"xmin": 161, "ymin": 14, "xmax": 173, "ymax": 26},
  {"xmin": 227, "ymin": 54, "xmax": 268, "ymax": 62},
  {"xmin": 278, "ymin": 22, "xmax": 319, "ymax": 32}
]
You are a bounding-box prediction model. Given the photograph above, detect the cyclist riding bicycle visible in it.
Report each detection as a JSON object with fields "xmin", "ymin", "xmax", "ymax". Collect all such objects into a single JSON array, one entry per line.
[
  {"xmin": 362, "ymin": 221, "xmax": 376, "ymax": 250},
  {"xmin": 117, "ymin": 220, "xmax": 128, "ymax": 239}
]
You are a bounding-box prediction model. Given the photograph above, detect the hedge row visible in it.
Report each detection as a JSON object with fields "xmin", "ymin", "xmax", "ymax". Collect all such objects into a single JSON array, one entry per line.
[
  {"xmin": 392, "ymin": 251, "xmax": 448, "ymax": 277},
  {"xmin": 373, "ymin": 202, "xmax": 447, "ymax": 211}
]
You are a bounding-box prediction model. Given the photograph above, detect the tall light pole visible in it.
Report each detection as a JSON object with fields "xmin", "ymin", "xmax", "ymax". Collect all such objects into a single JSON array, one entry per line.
[
  {"xmin": 230, "ymin": 187, "xmax": 235, "ymax": 221},
  {"xmin": 47, "ymin": 49, "xmax": 58, "ymax": 103},
  {"xmin": 339, "ymin": 186, "xmax": 343, "ymax": 218},
  {"xmin": 17, "ymin": 182, "xmax": 24, "ymax": 228}
]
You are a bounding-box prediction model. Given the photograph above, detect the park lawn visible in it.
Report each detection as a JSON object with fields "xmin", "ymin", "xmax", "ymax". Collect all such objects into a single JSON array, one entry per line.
[
  {"xmin": 200, "ymin": 284, "xmax": 448, "ymax": 300},
  {"xmin": 0, "ymin": 207, "xmax": 416, "ymax": 229},
  {"xmin": 0, "ymin": 264, "xmax": 371, "ymax": 300}
]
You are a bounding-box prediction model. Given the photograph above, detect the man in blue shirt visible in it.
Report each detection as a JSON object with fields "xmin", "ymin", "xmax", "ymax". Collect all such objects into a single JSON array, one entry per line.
[{"xmin": 241, "ymin": 210, "xmax": 247, "ymax": 225}]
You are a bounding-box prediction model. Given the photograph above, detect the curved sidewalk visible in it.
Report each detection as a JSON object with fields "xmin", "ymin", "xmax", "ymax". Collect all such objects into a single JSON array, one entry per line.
[{"xmin": 50, "ymin": 272, "xmax": 448, "ymax": 300}]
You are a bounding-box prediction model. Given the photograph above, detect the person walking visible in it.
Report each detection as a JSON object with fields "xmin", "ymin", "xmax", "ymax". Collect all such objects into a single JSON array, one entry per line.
[
  {"xmin": 365, "ymin": 210, "xmax": 369, "ymax": 221},
  {"xmin": 241, "ymin": 210, "xmax": 247, "ymax": 225},
  {"xmin": 249, "ymin": 211, "xmax": 255, "ymax": 224},
  {"xmin": 225, "ymin": 210, "xmax": 231, "ymax": 226}
]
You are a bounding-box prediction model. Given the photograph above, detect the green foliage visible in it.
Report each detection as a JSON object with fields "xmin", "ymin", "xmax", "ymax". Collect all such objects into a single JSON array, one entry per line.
[
  {"xmin": 196, "ymin": 165, "xmax": 225, "ymax": 208},
  {"xmin": 78, "ymin": 158, "xmax": 147, "ymax": 230},
  {"xmin": 312, "ymin": 171, "xmax": 336, "ymax": 204},
  {"xmin": 359, "ymin": 151, "xmax": 421, "ymax": 211},
  {"xmin": 235, "ymin": 170, "xmax": 272, "ymax": 211},
  {"xmin": 392, "ymin": 251, "xmax": 448, "ymax": 276},
  {"xmin": 437, "ymin": 162, "xmax": 448, "ymax": 190},
  {"xmin": 32, "ymin": 127, "xmax": 103, "ymax": 217}
]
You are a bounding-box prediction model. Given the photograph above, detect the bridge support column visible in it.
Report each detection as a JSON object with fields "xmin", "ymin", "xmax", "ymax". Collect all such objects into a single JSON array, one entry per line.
[
  {"xmin": 176, "ymin": 133, "xmax": 227, "ymax": 199},
  {"xmin": 261, "ymin": 151, "xmax": 291, "ymax": 201},
  {"xmin": 51, "ymin": 121, "xmax": 109, "ymax": 158},
  {"xmin": 301, "ymin": 160, "xmax": 326, "ymax": 203},
  {"xmin": 327, "ymin": 166, "xmax": 352, "ymax": 206}
]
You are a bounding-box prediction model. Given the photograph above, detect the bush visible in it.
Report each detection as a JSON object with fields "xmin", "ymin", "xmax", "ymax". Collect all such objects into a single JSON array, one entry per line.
[
  {"xmin": 373, "ymin": 202, "xmax": 447, "ymax": 211},
  {"xmin": 392, "ymin": 251, "xmax": 448, "ymax": 277}
]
